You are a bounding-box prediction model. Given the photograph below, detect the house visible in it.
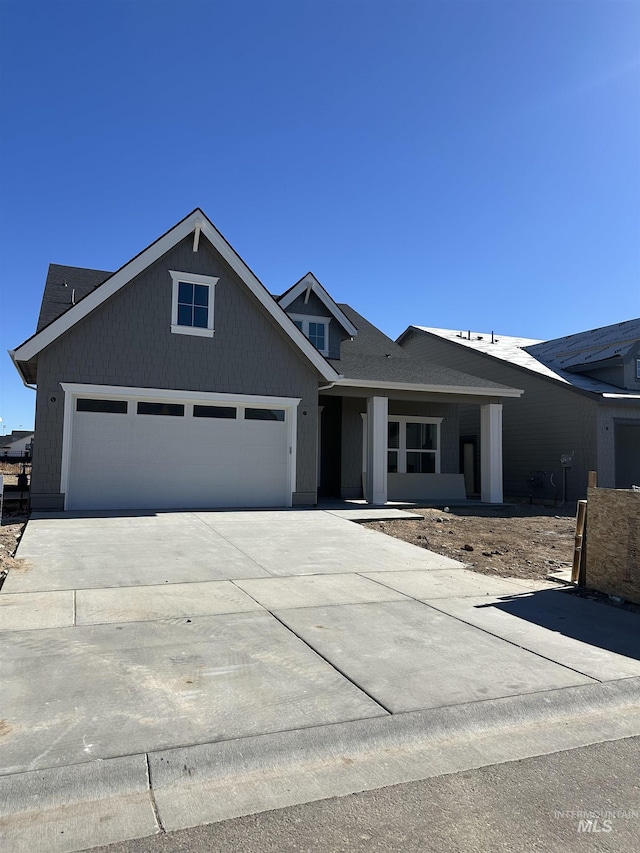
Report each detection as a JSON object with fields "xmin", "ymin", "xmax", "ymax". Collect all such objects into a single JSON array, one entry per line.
[
  {"xmin": 9, "ymin": 209, "xmax": 522, "ymax": 512},
  {"xmin": 397, "ymin": 321, "xmax": 640, "ymax": 502},
  {"xmin": 1, "ymin": 430, "xmax": 34, "ymax": 458}
]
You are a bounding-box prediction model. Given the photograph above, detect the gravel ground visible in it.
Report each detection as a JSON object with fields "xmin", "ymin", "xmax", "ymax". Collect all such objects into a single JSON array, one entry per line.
[{"xmin": 363, "ymin": 503, "xmax": 576, "ymax": 581}]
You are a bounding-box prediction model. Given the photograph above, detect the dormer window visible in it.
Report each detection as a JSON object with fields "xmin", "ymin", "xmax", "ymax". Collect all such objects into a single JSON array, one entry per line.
[
  {"xmin": 170, "ymin": 270, "xmax": 218, "ymax": 338},
  {"xmin": 290, "ymin": 314, "xmax": 330, "ymax": 356}
]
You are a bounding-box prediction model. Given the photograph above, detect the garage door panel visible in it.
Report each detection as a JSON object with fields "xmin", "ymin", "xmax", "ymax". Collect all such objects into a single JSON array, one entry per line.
[{"xmin": 66, "ymin": 396, "xmax": 292, "ymax": 510}]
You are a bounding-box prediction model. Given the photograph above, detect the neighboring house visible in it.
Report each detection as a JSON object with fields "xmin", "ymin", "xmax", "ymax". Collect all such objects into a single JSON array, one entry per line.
[
  {"xmin": 397, "ymin": 321, "xmax": 640, "ymax": 502},
  {"xmin": 1, "ymin": 430, "xmax": 34, "ymax": 458},
  {"xmin": 10, "ymin": 209, "xmax": 521, "ymax": 512}
]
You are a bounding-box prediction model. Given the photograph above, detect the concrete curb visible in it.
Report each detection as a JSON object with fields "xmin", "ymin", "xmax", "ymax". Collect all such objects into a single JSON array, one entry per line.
[
  {"xmin": 0, "ymin": 754, "xmax": 158, "ymax": 853},
  {"xmin": 2, "ymin": 678, "xmax": 639, "ymax": 851},
  {"xmin": 148, "ymin": 677, "xmax": 640, "ymax": 832}
]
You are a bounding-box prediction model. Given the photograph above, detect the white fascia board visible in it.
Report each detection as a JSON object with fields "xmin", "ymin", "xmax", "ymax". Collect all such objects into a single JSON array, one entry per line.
[
  {"xmin": 197, "ymin": 224, "xmax": 340, "ymax": 380},
  {"xmin": 602, "ymin": 393, "xmax": 640, "ymax": 400},
  {"xmin": 14, "ymin": 210, "xmax": 340, "ymax": 383},
  {"xmin": 60, "ymin": 383, "xmax": 302, "ymax": 408},
  {"xmin": 279, "ymin": 274, "xmax": 359, "ymax": 337},
  {"xmin": 14, "ymin": 214, "xmax": 198, "ymax": 362},
  {"xmin": 333, "ymin": 378, "xmax": 523, "ymax": 398}
]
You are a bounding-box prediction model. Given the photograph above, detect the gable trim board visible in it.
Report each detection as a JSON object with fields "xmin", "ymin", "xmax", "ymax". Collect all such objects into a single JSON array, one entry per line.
[
  {"xmin": 11, "ymin": 209, "xmax": 341, "ymax": 384},
  {"xmin": 60, "ymin": 384, "xmax": 300, "ymax": 511},
  {"xmin": 278, "ymin": 273, "xmax": 359, "ymax": 337}
]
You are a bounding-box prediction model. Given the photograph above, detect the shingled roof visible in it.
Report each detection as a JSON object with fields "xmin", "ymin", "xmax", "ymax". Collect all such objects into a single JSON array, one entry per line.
[
  {"xmin": 31, "ymin": 266, "xmax": 516, "ymax": 395},
  {"xmin": 409, "ymin": 325, "xmax": 639, "ymax": 397},
  {"xmin": 37, "ymin": 264, "xmax": 113, "ymax": 333},
  {"xmin": 329, "ymin": 306, "xmax": 513, "ymax": 391}
]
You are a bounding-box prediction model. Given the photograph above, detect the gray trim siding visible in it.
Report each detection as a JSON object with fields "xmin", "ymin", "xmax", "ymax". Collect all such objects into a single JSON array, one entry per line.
[{"xmin": 31, "ymin": 235, "xmax": 320, "ymax": 507}]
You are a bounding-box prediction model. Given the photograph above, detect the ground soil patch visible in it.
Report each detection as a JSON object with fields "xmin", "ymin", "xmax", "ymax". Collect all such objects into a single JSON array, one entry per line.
[
  {"xmin": 0, "ymin": 513, "xmax": 28, "ymax": 589},
  {"xmin": 363, "ymin": 503, "xmax": 576, "ymax": 581}
]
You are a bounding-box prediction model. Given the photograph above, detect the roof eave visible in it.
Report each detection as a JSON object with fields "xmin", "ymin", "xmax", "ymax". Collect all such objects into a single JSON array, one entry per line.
[
  {"xmin": 8, "ymin": 349, "xmax": 37, "ymax": 388},
  {"xmin": 333, "ymin": 378, "xmax": 523, "ymax": 398}
]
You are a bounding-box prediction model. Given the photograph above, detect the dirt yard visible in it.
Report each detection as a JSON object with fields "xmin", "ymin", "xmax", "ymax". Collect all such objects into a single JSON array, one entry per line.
[
  {"xmin": 0, "ymin": 459, "xmax": 30, "ymax": 488},
  {"xmin": 363, "ymin": 504, "xmax": 576, "ymax": 581},
  {"xmin": 0, "ymin": 513, "xmax": 28, "ymax": 589}
]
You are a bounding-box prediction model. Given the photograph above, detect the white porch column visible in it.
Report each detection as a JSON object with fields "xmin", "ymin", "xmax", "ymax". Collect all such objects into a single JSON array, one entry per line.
[
  {"xmin": 366, "ymin": 396, "xmax": 388, "ymax": 505},
  {"xmin": 480, "ymin": 403, "xmax": 503, "ymax": 503}
]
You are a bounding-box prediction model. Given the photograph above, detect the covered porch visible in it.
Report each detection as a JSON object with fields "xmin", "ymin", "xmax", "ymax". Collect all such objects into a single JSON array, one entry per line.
[{"xmin": 317, "ymin": 385, "xmax": 511, "ymax": 506}]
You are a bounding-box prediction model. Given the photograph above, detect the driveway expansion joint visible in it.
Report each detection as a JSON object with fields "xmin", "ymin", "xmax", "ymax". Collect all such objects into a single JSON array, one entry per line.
[
  {"xmin": 145, "ymin": 752, "xmax": 164, "ymax": 834},
  {"xmin": 267, "ymin": 608, "xmax": 394, "ymax": 716}
]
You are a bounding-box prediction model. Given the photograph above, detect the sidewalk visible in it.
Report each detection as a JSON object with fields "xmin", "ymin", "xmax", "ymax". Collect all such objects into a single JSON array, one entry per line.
[{"xmin": 1, "ymin": 509, "xmax": 639, "ymax": 852}]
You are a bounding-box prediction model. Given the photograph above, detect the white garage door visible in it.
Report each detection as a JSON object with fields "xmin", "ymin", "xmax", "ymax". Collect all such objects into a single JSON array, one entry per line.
[{"xmin": 64, "ymin": 391, "xmax": 296, "ymax": 510}]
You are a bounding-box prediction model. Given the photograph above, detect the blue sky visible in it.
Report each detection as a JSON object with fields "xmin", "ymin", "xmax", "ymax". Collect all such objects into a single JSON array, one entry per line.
[{"xmin": 1, "ymin": 0, "xmax": 638, "ymax": 433}]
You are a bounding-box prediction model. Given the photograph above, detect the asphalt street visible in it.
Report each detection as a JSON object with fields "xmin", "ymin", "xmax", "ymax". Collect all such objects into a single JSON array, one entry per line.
[{"xmin": 91, "ymin": 737, "xmax": 640, "ymax": 853}]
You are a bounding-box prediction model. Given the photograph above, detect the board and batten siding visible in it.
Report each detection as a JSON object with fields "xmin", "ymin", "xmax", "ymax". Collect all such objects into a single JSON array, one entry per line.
[
  {"xmin": 32, "ymin": 235, "xmax": 319, "ymax": 509},
  {"xmin": 401, "ymin": 331, "xmax": 598, "ymax": 502}
]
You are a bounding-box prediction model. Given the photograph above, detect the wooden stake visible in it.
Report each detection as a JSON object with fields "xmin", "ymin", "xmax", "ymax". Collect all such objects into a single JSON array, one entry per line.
[
  {"xmin": 588, "ymin": 470, "xmax": 597, "ymax": 489},
  {"xmin": 572, "ymin": 499, "xmax": 587, "ymax": 583}
]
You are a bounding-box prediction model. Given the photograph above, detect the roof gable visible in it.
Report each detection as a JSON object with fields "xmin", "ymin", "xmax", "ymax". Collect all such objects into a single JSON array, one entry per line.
[
  {"xmin": 278, "ymin": 273, "xmax": 358, "ymax": 337},
  {"xmin": 11, "ymin": 210, "xmax": 340, "ymax": 383}
]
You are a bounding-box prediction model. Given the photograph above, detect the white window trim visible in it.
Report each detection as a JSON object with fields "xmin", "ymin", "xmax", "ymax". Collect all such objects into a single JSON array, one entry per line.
[
  {"xmin": 60, "ymin": 383, "xmax": 300, "ymax": 509},
  {"xmin": 388, "ymin": 416, "xmax": 442, "ymax": 474},
  {"xmin": 169, "ymin": 270, "xmax": 218, "ymax": 337},
  {"xmin": 289, "ymin": 314, "xmax": 331, "ymax": 356},
  {"xmin": 362, "ymin": 414, "xmax": 443, "ymax": 477}
]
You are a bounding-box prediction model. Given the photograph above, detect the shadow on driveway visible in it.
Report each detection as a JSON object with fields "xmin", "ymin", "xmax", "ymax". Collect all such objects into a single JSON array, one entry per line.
[{"xmin": 475, "ymin": 588, "xmax": 640, "ymax": 662}]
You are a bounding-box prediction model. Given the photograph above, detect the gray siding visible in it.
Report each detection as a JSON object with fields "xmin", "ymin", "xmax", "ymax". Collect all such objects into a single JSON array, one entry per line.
[
  {"xmin": 340, "ymin": 397, "xmax": 365, "ymax": 498},
  {"xmin": 624, "ymin": 341, "xmax": 640, "ymax": 390},
  {"xmin": 338, "ymin": 396, "xmax": 459, "ymax": 498},
  {"xmin": 285, "ymin": 292, "xmax": 349, "ymax": 359},
  {"xmin": 32, "ymin": 235, "xmax": 319, "ymax": 507},
  {"xmin": 402, "ymin": 331, "xmax": 599, "ymax": 502},
  {"xmin": 596, "ymin": 403, "xmax": 640, "ymax": 488},
  {"xmin": 580, "ymin": 364, "xmax": 625, "ymax": 388}
]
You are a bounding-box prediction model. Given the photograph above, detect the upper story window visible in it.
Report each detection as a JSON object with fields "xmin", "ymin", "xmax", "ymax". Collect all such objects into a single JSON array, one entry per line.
[
  {"xmin": 289, "ymin": 314, "xmax": 330, "ymax": 356},
  {"xmin": 169, "ymin": 270, "xmax": 219, "ymax": 338}
]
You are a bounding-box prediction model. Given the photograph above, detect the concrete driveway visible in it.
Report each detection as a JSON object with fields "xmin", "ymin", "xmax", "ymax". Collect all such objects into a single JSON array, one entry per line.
[{"xmin": 2, "ymin": 508, "xmax": 640, "ymax": 853}]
